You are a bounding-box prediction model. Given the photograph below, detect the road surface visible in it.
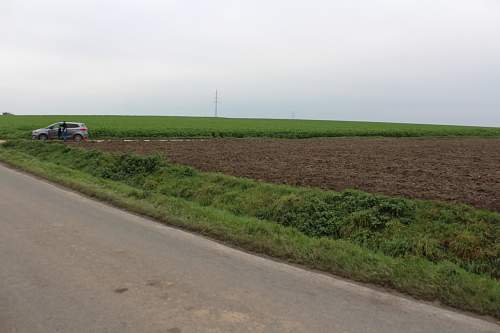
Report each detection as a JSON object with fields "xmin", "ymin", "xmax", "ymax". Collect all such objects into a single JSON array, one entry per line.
[{"xmin": 0, "ymin": 164, "xmax": 498, "ymax": 333}]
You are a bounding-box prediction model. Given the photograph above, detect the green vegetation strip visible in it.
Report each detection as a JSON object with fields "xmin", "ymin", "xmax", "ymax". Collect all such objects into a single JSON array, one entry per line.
[
  {"xmin": 1, "ymin": 115, "xmax": 500, "ymax": 139},
  {"xmin": 1, "ymin": 140, "xmax": 499, "ymax": 318}
]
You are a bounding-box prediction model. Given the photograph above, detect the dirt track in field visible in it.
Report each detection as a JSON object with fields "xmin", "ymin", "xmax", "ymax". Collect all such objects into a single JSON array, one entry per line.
[{"xmin": 81, "ymin": 138, "xmax": 500, "ymax": 211}]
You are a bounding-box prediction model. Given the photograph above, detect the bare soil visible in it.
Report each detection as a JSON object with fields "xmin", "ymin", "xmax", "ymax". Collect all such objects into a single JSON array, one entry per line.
[{"xmin": 81, "ymin": 138, "xmax": 500, "ymax": 211}]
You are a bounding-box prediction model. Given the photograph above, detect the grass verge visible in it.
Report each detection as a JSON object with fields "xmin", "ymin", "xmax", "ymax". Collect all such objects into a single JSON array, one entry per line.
[{"xmin": 0, "ymin": 140, "xmax": 499, "ymax": 318}]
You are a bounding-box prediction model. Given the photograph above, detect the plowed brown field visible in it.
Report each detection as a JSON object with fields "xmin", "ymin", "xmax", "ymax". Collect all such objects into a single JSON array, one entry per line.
[{"xmin": 81, "ymin": 138, "xmax": 500, "ymax": 211}]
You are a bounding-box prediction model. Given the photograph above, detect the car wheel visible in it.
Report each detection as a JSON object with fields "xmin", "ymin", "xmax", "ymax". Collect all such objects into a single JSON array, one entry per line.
[
  {"xmin": 73, "ymin": 134, "xmax": 83, "ymax": 142},
  {"xmin": 38, "ymin": 134, "xmax": 48, "ymax": 140}
]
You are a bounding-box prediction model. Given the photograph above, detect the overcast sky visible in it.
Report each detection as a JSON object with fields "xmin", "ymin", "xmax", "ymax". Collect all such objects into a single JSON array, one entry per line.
[{"xmin": 1, "ymin": 0, "xmax": 499, "ymax": 126}]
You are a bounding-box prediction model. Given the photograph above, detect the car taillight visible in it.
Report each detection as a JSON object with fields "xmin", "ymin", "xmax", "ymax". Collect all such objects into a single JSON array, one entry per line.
[{"xmin": 80, "ymin": 128, "xmax": 87, "ymax": 132}]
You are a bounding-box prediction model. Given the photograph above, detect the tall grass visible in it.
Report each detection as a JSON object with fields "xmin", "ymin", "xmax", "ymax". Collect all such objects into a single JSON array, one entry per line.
[{"xmin": 1, "ymin": 115, "xmax": 500, "ymax": 139}]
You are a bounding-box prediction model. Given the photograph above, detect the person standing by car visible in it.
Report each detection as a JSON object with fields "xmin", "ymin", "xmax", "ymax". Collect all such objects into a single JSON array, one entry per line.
[{"xmin": 61, "ymin": 121, "xmax": 68, "ymax": 141}]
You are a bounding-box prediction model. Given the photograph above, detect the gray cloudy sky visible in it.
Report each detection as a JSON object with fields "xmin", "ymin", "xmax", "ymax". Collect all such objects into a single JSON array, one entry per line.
[{"xmin": 1, "ymin": 0, "xmax": 499, "ymax": 126}]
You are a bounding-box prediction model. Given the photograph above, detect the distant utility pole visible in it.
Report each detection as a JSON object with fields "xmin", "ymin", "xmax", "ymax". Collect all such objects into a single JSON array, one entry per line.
[{"xmin": 214, "ymin": 90, "xmax": 219, "ymax": 117}]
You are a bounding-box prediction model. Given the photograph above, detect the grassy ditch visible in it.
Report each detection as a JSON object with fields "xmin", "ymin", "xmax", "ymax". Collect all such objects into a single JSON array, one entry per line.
[{"xmin": 1, "ymin": 140, "xmax": 499, "ymax": 318}]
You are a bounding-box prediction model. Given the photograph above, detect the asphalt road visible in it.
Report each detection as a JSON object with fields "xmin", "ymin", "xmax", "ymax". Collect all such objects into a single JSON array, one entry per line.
[{"xmin": 0, "ymin": 164, "xmax": 498, "ymax": 333}]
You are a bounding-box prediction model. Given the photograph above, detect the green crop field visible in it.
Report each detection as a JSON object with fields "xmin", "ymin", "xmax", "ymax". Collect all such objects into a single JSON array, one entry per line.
[{"xmin": 1, "ymin": 115, "xmax": 499, "ymax": 139}]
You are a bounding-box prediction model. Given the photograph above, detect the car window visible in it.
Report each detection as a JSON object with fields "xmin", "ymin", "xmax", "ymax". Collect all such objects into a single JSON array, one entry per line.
[{"xmin": 67, "ymin": 123, "xmax": 79, "ymax": 128}]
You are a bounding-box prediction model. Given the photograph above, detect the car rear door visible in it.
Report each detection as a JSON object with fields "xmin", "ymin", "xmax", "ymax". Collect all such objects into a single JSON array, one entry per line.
[{"xmin": 66, "ymin": 123, "xmax": 79, "ymax": 137}]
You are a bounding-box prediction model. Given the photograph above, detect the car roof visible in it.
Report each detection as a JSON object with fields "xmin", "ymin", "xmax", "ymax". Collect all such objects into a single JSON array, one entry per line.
[{"xmin": 48, "ymin": 121, "xmax": 84, "ymax": 126}]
